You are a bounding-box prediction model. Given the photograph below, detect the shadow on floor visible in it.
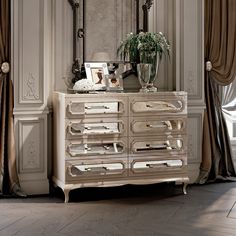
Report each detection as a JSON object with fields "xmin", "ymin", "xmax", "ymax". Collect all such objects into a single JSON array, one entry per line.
[{"xmin": 52, "ymin": 182, "xmax": 185, "ymax": 203}]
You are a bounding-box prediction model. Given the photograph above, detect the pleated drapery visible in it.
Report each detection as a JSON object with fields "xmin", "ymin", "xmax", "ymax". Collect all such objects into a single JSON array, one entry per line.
[
  {"xmin": 0, "ymin": 0, "xmax": 25, "ymax": 196},
  {"xmin": 197, "ymin": 0, "xmax": 236, "ymax": 184}
]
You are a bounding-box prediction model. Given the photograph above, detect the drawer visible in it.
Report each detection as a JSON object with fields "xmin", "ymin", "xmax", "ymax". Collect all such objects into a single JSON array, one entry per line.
[
  {"xmin": 66, "ymin": 159, "xmax": 127, "ymax": 181},
  {"xmin": 129, "ymin": 157, "xmax": 186, "ymax": 176},
  {"xmin": 129, "ymin": 135, "xmax": 187, "ymax": 155},
  {"xmin": 66, "ymin": 98, "xmax": 127, "ymax": 117},
  {"xmin": 66, "ymin": 138, "xmax": 127, "ymax": 158},
  {"xmin": 130, "ymin": 97, "xmax": 186, "ymax": 115},
  {"xmin": 65, "ymin": 118, "xmax": 127, "ymax": 138},
  {"xmin": 130, "ymin": 117, "xmax": 186, "ymax": 136}
]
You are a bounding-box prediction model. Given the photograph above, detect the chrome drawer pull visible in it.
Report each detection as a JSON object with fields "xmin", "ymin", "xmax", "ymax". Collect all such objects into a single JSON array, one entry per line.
[
  {"xmin": 146, "ymin": 104, "xmax": 153, "ymax": 108},
  {"xmin": 85, "ymin": 167, "xmax": 108, "ymax": 172},
  {"xmin": 84, "ymin": 125, "xmax": 110, "ymax": 130},
  {"xmin": 84, "ymin": 146, "xmax": 92, "ymax": 151},
  {"xmin": 146, "ymin": 163, "xmax": 167, "ymax": 168},
  {"xmin": 85, "ymin": 105, "xmax": 110, "ymax": 110},
  {"xmin": 103, "ymin": 145, "xmax": 110, "ymax": 150},
  {"xmin": 146, "ymin": 123, "xmax": 168, "ymax": 128},
  {"xmin": 146, "ymin": 143, "xmax": 168, "ymax": 149}
]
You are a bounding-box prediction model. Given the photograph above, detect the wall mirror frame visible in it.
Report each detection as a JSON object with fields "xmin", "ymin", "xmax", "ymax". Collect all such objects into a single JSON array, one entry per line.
[{"xmin": 67, "ymin": 0, "xmax": 155, "ymax": 83}]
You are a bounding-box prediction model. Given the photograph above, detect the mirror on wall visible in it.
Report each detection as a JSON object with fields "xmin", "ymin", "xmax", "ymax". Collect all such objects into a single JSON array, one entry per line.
[
  {"xmin": 66, "ymin": 0, "xmax": 156, "ymax": 90},
  {"xmin": 68, "ymin": 0, "xmax": 154, "ymax": 63}
]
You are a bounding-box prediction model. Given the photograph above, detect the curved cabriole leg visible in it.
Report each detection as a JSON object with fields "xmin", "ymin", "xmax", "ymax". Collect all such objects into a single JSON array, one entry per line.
[
  {"xmin": 183, "ymin": 183, "xmax": 188, "ymax": 195},
  {"xmin": 64, "ymin": 189, "xmax": 70, "ymax": 203}
]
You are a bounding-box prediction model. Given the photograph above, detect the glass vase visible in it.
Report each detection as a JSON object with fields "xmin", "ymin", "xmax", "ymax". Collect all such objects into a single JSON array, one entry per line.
[
  {"xmin": 137, "ymin": 63, "xmax": 151, "ymax": 93},
  {"xmin": 148, "ymin": 54, "xmax": 159, "ymax": 92}
]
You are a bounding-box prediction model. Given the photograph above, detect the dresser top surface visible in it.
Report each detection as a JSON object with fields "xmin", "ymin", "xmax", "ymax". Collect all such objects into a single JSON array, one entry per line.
[{"xmin": 54, "ymin": 90, "xmax": 187, "ymax": 98}]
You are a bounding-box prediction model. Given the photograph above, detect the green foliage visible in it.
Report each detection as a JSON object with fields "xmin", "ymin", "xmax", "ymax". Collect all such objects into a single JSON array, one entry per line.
[{"xmin": 117, "ymin": 32, "xmax": 170, "ymax": 63}]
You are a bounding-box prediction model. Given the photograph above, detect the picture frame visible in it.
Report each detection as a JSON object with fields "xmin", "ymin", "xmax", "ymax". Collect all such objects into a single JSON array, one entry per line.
[
  {"xmin": 85, "ymin": 62, "xmax": 109, "ymax": 90},
  {"xmin": 106, "ymin": 74, "xmax": 123, "ymax": 91}
]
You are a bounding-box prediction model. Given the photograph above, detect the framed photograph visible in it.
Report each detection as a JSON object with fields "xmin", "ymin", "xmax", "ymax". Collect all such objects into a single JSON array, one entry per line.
[
  {"xmin": 85, "ymin": 62, "xmax": 109, "ymax": 90},
  {"xmin": 106, "ymin": 74, "xmax": 123, "ymax": 91},
  {"xmin": 106, "ymin": 63, "xmax": 124, "ymax": 91}
]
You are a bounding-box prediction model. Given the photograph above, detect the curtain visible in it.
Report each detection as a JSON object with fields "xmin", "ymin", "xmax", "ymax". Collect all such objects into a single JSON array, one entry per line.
[
  {"xmin": 222, "ymin": 78, "xmax": 236, "ymax": 115},
  {"xmin": 0, "ymin": 0, "xmax": 25, "ymax": 196},
  {"xmin": 196, "ymin": 0, "xmax": 236, "ymax": 184}
]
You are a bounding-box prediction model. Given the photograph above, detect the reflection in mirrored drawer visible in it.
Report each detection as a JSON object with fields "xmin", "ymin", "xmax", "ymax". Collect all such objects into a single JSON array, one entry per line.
[
  {"xmin": 131, "ymin": 138, "xmax": 185, "ymax": 154},
  {"xmin": 131, "ymin": 100, "xmax": 184, "ymax": 114},
  {"xmin": 67, "ymin": 101, "xmax": 124, "ymax": 116},
  {"xmin": 67, "ymin": 162, "xmax": 125, "ymax": 179},
  {"xmin": 131, "ymin": 119, "xmax": 185, "ymax": 135},
  {"xmin": 67, "ymin": 141, "xmax": 125, "ymax": 157},
  {"xmin": 130, "ymin": 159, "xmax": 184, "ymax": 174},
  {"xmin": 67, "ymin": 120, "xmax": 124, "ymax": 137}
]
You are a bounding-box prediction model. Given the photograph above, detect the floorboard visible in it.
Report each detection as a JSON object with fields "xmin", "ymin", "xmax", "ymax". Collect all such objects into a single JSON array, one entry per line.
[{"xmin": 1, "ymin": 182, "xmax": 236, "ymax": 236}]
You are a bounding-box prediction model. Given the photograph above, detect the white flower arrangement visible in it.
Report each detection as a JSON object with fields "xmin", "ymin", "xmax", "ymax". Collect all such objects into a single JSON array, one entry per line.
[{"xmin": 73, "ymin": 79, "xmax": 97, "ymax": 91}]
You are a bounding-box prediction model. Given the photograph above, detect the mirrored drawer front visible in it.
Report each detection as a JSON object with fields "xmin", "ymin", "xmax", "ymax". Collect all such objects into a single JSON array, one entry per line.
[
  {"xmin": 131, "ymin": 99, "xmax": 185, "ymax": 114},
  {"xmin": 130, "ymin": 137, "xmax": 186, "ymax": 154},
  {"xmin": 66, "ymin": 160, "xmax": 126, "ymax": 180},
  {"xmin": 130, "ymin": 118, "xmax": 186, "ymax": 135},
  {"xmin": 66, "ymin": 101, "xmax": 125, "ymax": 116},
  {"xmin": 66, "ymin": 140, "xmax": 126, "ymax": 157},
  {"xmin": 66, "ymin": 119, "xmax": 126, "ymax": 138},
  {"xmin": 130, "ymin": 159, "xmax": 184, "ymax": 174}
]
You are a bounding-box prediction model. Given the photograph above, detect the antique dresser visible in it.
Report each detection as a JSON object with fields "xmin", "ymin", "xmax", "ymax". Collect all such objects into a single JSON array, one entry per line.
[{"xmin": 52, "ymin": 91, "xmax": 189, "ymax": 202}]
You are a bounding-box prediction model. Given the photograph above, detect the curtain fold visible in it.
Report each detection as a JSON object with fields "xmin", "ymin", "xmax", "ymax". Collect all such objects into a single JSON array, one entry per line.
[
  {"xmin": 196, "ymin": 0, "xmax": 236, "ymax": 184},
  {"xmin": 0, "ymin": 0, "xmax": 25, "ymax": 196}
]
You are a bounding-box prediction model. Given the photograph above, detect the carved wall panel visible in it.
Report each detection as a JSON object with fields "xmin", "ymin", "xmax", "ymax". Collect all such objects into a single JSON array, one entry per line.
[
  {"xmin": 18, "ymin": 119, "xmax": 44, "ymax": 173},
  {"xmin": 187, "ymin": 110, "xmax": 204, "ymax": 163},
  {"xmin": 13, "ymin": 0, "xmax": 45, "ymax": 106},
  {"xmin": 12, "ymin": 0, "xmax": 51, "ymax": 194},
  {"xmin": 14, "ymin": 114, "xmax": 49, "ymax": 194},
  {"xmin": 179, "ymin": 0, "xmax": 204, "ymax": 105}
]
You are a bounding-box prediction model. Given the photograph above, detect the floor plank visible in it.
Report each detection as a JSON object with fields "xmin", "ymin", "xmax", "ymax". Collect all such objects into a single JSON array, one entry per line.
[{"xmin": 1, "ymin": 182, "xmax": 236, "ymax": 236}]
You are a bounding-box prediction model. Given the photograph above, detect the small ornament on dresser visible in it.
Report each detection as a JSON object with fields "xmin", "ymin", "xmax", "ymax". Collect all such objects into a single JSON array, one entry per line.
[{"xmin": 72, "ymin": 79, "xmax": 97, "ymax": 93}]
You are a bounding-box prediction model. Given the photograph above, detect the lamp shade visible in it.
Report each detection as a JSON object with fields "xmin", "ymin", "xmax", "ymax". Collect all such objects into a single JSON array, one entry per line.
[{"xmin": 91, "ymin": 52, "xmax": 111, "ymax": 62}]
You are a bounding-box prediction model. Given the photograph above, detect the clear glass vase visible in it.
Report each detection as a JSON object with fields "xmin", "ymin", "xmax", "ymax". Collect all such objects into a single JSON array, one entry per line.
[
  {"xmin": 137, "ymin": 63, "xmax": 151, "ymax": 92},
  {"xmin": 147, "ymin": 55, "xmax": 159, "ymax": 92}
]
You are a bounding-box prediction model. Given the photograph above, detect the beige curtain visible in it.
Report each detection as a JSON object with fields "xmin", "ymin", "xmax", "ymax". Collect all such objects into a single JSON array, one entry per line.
[
  {"xmin": 0, "ymin": 0, "xmax": 25, "ymax": 196},
  {"xmin": 197, "ymin": 0, "xmax": 236, "ymax": 184}
]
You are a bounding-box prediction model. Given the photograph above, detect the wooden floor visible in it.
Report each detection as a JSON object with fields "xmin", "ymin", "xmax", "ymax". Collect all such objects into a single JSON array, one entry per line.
[{"xmin": 1, "ymin": 182, "xmax": 236, "ymax": 236}]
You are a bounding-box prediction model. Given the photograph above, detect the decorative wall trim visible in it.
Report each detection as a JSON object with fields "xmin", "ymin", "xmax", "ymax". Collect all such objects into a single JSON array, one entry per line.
[
  {"xmin": 16, "ymin": 0, "xmax": 44, "ymax": 105},
  {"xmin": 187, "ymin": 109, "xmax": 204, "ymax": 164},
  {"xmin": 179, "ymin": 0, "xmax": 204, "ymax": 105},
  {"xmin": 18, "ymin": 118, "xmax": 45, "ymax": 173},
  {"xmin": 23, "ymin": 73, "xmax": 40, "ymax": 100},
  {"xmin": 14, "ymin": 114, "xmax": 49, "ymax": 194}
]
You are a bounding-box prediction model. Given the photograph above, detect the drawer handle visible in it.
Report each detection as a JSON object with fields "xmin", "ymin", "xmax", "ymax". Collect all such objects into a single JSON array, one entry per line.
[
  {"xmin": 85, "ymin": 167, "xmax": 108, "ymax": 172},
  {"xmin": 85, "ymin": 105, "xmax": 110, "ymax": 110},
  {"xmin": 146, "ymin": 143, "xmax": 168, "ymax": 148},
  {"xmin": 146, "ymin": 104, "xmax": 153, "ymax": 108},
  {"xmin": 146, "ymin": 121, "xmax": 173, "ymax": 129},
  {"xmin": 146, "ymin": 123, "xmax": 168, "ymax": 129},
  {"xmin": 146, "ymin": 163, "xmax": 167, "ymax": 168},
  {"xmin": 85, "ymin": 125, "xmax": 110, "ymax": 130}
]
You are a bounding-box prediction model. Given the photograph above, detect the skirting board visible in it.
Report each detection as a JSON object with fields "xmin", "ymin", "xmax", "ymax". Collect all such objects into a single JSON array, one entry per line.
[{"xmin": 20, "ymin": 179, "xmax": 49, "ymax": 195}]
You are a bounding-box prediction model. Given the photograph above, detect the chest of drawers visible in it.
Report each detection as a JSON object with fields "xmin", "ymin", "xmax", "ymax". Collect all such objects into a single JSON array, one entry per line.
[{"xmin": 52, "ymin": 91, "xmax": 189, "ymax": 202}]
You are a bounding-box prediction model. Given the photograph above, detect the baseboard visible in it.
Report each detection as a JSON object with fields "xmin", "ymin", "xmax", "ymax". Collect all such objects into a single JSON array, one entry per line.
[{"xmin": 20, "ymin": 179, "xmax": 49, "ymax": 195}]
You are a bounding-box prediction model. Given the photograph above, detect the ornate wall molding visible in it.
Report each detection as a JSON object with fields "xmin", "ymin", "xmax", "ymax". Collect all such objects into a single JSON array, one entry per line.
[
  {"xmin": 179, "ymin": 0, "xmax": 204, "ymax": 105},
  {"xmin": 187, "ymin": 109, "xmax": 204, "ymax": 163},
  {"xmin": 13, "ymin": 0, "xmax": 45, "ymax": 106},
  {"xmin": 18, "ymin": 118, "xmax": 45, "ymax": 174}
]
